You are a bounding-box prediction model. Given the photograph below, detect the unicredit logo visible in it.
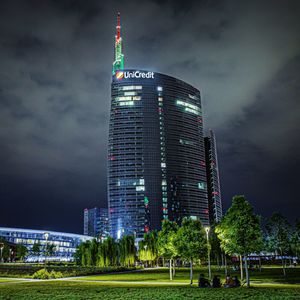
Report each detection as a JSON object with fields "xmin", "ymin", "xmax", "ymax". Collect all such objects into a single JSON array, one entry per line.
[
  {"xmin": 116, "ymin": 71, "xmax": 124, "ymax": 79},
  {"xmin": 116, "ymin": 70, "xmax": 154, "ymax": 79}
]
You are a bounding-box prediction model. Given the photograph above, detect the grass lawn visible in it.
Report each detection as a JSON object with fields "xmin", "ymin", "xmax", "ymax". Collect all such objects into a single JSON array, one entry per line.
[
  {"xmin": 0, "ymin": 281, "xmax": 300, "ymax": 300},
  {"xmin": 73, "ymin": 266, "xmax": 300, "ymax": 285},
  {"xmin": 0, "ymin": 267, "xmax": 299, "ymax": 299},
  {"xmin": 0, "ymin": 278, "xmax": 21, "ymax": 283}
]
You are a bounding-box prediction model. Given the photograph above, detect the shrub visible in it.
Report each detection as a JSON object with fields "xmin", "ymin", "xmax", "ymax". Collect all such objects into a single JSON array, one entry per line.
[
  {"xmin": 32, "ymin": 269, "xmax": 63, "ymax": 279},
  {"xmin": 32, "ymin": 269, "xmax": 51, "ymax": 279},
  {"xmin": 49, "ymin": 270, "xmax": 63, "ymax": 279}
]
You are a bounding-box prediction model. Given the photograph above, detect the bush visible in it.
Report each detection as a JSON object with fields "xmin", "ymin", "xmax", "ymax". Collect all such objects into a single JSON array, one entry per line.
[
  {"xmin": 32, "ymin": 269, "xmax": 63, "ymax": 279},
  {"xmin": 49, "ymin": 270, "xmax": 63, "ymax": 279}
]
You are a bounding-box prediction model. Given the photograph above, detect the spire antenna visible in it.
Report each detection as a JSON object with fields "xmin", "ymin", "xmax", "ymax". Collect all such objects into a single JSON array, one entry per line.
[
  {"xmin": 116, "ymin": 12, "xmax": 121, "ymax": 40},
  {"xmin": 112, "ymin": 12, "xmax": 124, "ymax": 75}
]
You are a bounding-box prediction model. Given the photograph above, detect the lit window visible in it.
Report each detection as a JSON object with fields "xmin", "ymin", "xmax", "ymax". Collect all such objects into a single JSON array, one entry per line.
[
  {"xmin": 176, "ymin": 100, "xmax": 200, "ymax": 115},
  {"xmin": 157, "ymin": 86, "xmax": 163, "ymax": 92},
  {"xmin": 124, "ymin": 91, "xmax": 137, "ymax": 96},
  {"xmin": 121, "ymin": 85, "xmax": 142, "ymax": 91},
  {"xmin": 161, "ymin": 163, "xmax": 166, "ymax": 168},
  {"xmin": 132, "ymin": 96, "xmax": 141, "ymax": 100},
  {"xmin": 136, "ymin": 186, "xmax": 145, "ymax": 192},
  {"xmin": 119, "ymin": 101, "xmax": 135, "ymax": 106},
  {"xmin": 198, "ymin": 182, "xmax": 206, "ymax": 190}
]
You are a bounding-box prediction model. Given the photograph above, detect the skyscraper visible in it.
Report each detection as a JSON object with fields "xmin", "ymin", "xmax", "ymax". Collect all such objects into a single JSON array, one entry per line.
[
  {"xmin": 83, "ymin": 207, "xmax": 109, "ymax": 239},
  {"xmin": 108, "ymin": 14, "xmax": 221, "ymax": 239},
  {"xmin": 204, "ymin": 130, "xmax": 223, "ymax": 223}
]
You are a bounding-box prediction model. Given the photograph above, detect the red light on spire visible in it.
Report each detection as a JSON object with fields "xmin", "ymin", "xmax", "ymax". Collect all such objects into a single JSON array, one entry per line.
[{"xmin": 116, "ymin": 12, "xmax": 121, "ymax": 41}]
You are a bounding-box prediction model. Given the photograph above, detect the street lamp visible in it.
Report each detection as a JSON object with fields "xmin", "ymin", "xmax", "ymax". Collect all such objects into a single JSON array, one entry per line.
[
  {"xmin": 9, "ymin": 248, "xmax": 12, "ymax": 263},
  {"xmin": 44, "ymin": 232, "xmax": 49, "ymax": 269},
  {"xmin": 204, "ymin": 226, "xmax": 211, "ymax": 280},
  {"xmin": 0, "ymin": 243, "xmax": 4, "ymax": 263}
]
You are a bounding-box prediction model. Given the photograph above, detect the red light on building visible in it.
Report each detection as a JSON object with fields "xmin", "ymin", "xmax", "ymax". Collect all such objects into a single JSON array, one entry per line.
[{"xmin": 144, "ymin": 225, "xmax": 149, "ymax": 232}]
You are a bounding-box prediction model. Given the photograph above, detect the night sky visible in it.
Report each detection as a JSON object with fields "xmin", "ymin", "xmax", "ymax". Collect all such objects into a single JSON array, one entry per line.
[{"xmin": 0, "ymin": 0, "xmax": 299, "ymax": 234}]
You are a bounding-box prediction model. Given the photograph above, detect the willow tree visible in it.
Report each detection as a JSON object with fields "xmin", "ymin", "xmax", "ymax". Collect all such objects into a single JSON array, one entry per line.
[
  {"xmin": 139, "ymin": 231, "xmax": 158, "ymax": 267},
  {"xmin": 216, "ymin": 195, "xmax": 263, "ymax": 287},
  {"xmin": 119, "ymin": 235, "xmax": 136, "ymax": 267}
]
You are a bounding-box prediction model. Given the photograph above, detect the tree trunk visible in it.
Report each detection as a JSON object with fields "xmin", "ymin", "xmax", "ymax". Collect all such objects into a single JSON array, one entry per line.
[
  {"xmin": 280, "ymin": 249, "xmax": 286, "ymax": 276},
  {"xmin": 244, "ymin": 255, "xmax": 250, "ymax": 288},
  {"xmin": 216, "ymin": 255, "xmax": 220, "ymax": 270},
  {"xmin": 173, "ymin": 259, "xmax": 176, "ymax": 277},
  {"xmin": 190, "ymin": 260, "xmax": 193, "ymax": 285},
  {"xmin": 169, "ymin": 259, "xmax": 173, "ymax": 280},
  {"xmin": 221, "ymin": 253, "xmax": 224, "ymax": 268},
  {"xmin": 224, "ymin": 254, "xmax": 228, "ymax": 276},
  {"xmin": 239, "ymin": 255, "xmax": 243, "ymax": 281},
  {"xmin": 259, "ymin": 256, "xmax": 262, "ymax": 272}
]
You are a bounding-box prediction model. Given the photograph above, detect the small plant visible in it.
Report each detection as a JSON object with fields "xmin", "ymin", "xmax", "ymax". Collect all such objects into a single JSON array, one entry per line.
[
  {"xmin": 32, "ymin": 269, "xmax": 63, "ymax": 279},
  {"xmin": 32, "ymin": 269, "xmax": 51, "ymax": 279}
]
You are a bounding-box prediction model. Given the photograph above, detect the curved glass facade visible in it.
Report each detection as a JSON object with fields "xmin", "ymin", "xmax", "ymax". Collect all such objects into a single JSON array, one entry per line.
[
  {"xmin": 108, "ymin": 70, "xmax": 209, "ymax": 238},
  {"xmin": 0, "ymin": 227, "xmax": 93, "ymax": 261}
]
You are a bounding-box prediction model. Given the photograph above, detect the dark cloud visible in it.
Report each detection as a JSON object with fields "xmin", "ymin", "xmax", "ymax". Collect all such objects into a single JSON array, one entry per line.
[{"xmin": 0, "ymin": 0, "xmax": 299, "ymax": 233}]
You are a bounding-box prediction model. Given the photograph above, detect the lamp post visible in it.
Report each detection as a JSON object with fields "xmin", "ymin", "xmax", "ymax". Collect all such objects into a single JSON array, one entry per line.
[
  {"xmin": 9, "ymin": 248, "xmax": 12, "ymax": 262},
  {"xmin": 0, "ymin": 243, "xmax": 4, "ymax": 263},
  {"xmin": 44, "ymin": 232, "xmax": 49, "ymax": 269},
  {"xmin": 204, "ymin": 226, "xmax": 211, "ymax": 280}
]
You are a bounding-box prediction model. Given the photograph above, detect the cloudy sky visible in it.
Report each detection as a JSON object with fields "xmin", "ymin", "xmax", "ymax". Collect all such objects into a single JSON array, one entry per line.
[{"xmin": 0, "ymin": 0, "xmax": 299, "ymax": 234}]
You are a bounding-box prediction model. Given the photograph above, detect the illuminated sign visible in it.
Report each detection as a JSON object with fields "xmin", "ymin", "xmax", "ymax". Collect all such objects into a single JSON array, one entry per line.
[{"xmin": 116, "ymin": 70, "xmax": 154, "ymax": 80}]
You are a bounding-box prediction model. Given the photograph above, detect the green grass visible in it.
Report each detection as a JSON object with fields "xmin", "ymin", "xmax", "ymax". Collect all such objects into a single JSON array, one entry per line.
[
  {"xmin": 0, "ymin": 267, "xmax": 299, "ymax": 299},
  {"xmin": 73, "ymin": 266, "xmax": 300, "ymax": 285},
  {"xmin": 0, "ymin": 281, "xmax": 299, "ymax": 300},
  {"xmin": 0, "ymin": 278, "xmax": 20, "ymax": 283}
]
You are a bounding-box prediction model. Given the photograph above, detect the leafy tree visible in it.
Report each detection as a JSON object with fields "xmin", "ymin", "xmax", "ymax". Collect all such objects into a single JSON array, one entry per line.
[
  {"xmin": 139, "ymin": 231, "xmax": 158, "ymax": 267},
  {"xmin": 216, "ymin": 195, "xmax": 263, "ymax": 287},
  {"xmin": 157, "ymin": 220, "xmax": 178, "ymax": 280},
  {"xmin": 15, "ymin": 244, "xmax": 28, "ymax": 261},
  {"xmin": 119, "ymin": 235, "xmax": 136, "ymax": 267},
  {"xmin": 175, "ymin": 218, "xmax": 207, "ymax": 285},
  {"xmin": 45, "ymin": 243, "xmax": 56, "ymax": 257},
  {"xmin": 291, "ymin": 219, "xmax": 300, "ymax": 259},
  {"xmin": 32, "ymin": 241, "xmax": 41, "ymax": 259},
  {"xmin": 266, "ymin": 213, "xmax": 291, "ymax": 276},
  {"xmin": 90, "ymin": 239, "xmax": 99, "ymax": 266},
  {"xmin": 97, "ymin": 237, "xmax": 118, "ymax": 267}
]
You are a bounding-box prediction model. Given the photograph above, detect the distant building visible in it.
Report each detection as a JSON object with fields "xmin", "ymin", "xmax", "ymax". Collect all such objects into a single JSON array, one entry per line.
[
  {"xmin": 0, "ymin": 227, "xmax": 92, "ymax": 262},
  {"xmin": 204, "ymin": 130, "xmax": 223, "ymax": 223},
  {"xmin": 83, "ymin": 207, "xmax": 109, "ymax": 239}
]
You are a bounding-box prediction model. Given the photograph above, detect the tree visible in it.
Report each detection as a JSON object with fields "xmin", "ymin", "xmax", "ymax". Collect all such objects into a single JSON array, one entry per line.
[
  {"xmin": 97, "ymin": 237, "xmax": 118, "ymax": 267},
  {"xmin": 291, "ymin": 219, "xmax": 300, "ymax": 259},
  {"xmin": 157, "ymin": 220, "xmax": 178, "ymax": 280},
  {"xmin": 90, "ymin": 239, "xmax": 99, "ymax": 266},
  {"xmin": 139, "ymin": 231, "xmax": 158, "ymax": 267},
  {"xmin": 15, "ymin": 244, "xmax": 28, "ymax": 262},
  {"xmin": 32, "ymin": 241, "xmax": 41, "ymax": 259},
  {"xmin": 119, "ymin": 235, "xmax": 136, "ymax": 267},
  {"xmin": 45, "ymin": 243, "xmax": 56, "ymax": 257},
  {"xmin": 266, "ymin": 213, "xmax": 291, "ymax": 276},
  {"xmin": 175, "ymin": 218, "xmax": 207, "ymax": 285},
  {"xmin": 216, "ymin": 195, "xmax": 263, "ymax": 288}
]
